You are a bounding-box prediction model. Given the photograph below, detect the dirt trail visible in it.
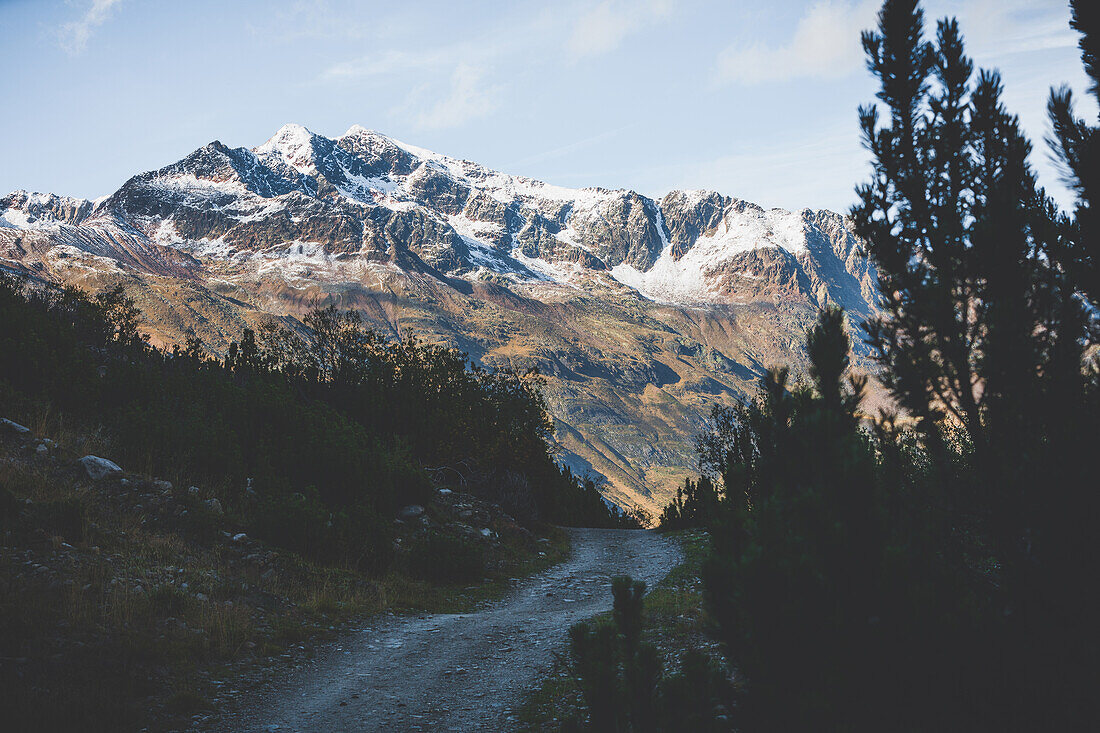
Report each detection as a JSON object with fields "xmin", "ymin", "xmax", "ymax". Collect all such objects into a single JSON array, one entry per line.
[{"xmin": 218, "ymin": 528, "xmax": 681, "ymax": 732}]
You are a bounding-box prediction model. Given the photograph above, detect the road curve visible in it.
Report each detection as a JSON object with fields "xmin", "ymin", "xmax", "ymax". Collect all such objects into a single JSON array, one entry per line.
[{"xmin": 219, "ymin": 528, "xmax": 681, "ymax": 732}]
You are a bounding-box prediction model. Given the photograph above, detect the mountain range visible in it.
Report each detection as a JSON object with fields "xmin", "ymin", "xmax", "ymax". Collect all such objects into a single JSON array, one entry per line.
[{"xmin": 0, "ymin": 123, "xmax": 878, "ymax": 515}]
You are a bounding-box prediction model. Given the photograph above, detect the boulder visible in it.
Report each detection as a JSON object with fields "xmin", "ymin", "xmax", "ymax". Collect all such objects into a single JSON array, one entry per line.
[
  {"xmin": 203, "ymin": 498, "xmax": 224, "ymax": 515},
  {"xmin": 438, "ymin": 488, "xmax": 453, "ymax": 496},
  {"xmin": 0, "ymin": 418, "xmax": 31, "ymax": 435},
  {"xmin": 397, "ymin": 504, "xmax": 425, "ymax": 520},
  {"xmin": 151, "ymin": 480, "xmax": 173, "ymax": 492},
  {"xmin": 79, "ymin": 455, "xmax": 123, "ymax": 481}
]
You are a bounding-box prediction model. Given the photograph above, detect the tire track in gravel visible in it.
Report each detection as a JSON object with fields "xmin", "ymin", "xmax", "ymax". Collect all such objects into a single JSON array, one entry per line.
[{"xmin": 221, "ymin": 528, "xmax": 682, "ymax": 732}]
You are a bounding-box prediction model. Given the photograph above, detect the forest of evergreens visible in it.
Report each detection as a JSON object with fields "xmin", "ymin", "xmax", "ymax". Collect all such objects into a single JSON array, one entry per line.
[
  {"xmin": 643, "ymin": 0, "xmax": 1098, "ymax": 729},
  {"xmin": 0, "ymin": 276, "xmax": 626, "ymax": 574}
]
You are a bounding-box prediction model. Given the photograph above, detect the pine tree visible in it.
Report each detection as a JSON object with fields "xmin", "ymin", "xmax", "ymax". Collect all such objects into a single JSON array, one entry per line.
[
  {"xmin": 851, "ymin": 1, "xmax": 1100, "ymax": 726},
  {"xmin": 1047, "ymin": 0, "xmax": 1100, "ymax": 307},
  {"xmin": 701, "ymin": 307, "xmax": 929, "ymax": 730}
]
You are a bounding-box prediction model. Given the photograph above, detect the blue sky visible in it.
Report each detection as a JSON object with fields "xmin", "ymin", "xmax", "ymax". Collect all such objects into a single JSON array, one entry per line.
[{"xmin": 1, "ymin": 0, "xmax": 1094, "ymax": 212}]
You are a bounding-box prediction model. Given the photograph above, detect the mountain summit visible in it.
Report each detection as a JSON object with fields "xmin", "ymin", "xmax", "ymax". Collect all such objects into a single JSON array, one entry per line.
[{"xmin": 0, "ymin": 124, "xmax": 877, "ymax": 513}]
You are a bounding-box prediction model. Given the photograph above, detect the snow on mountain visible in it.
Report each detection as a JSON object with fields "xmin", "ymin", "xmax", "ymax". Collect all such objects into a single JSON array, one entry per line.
[
  {"xmin": 0, "ymin": 122, "xmax": 875, "ymax": 312},
  {"xmin": 612, "ymin": 203, "xmax": 823, "ymax": 304},
  {"xmin": 255, "ymin": 123, "xmax": 321, "ymax": 176},
  {"xmin": 0, "ymin": 124, "xmax": 880, "ymax": 515},
  {"xmin": 0, "ymin": 191, "xmax": 93, "ymax": 229}
]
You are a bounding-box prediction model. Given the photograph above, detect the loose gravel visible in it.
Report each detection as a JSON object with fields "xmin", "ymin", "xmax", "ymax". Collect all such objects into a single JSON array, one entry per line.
[{"xmin": 218, "ymin": 528, "xmax": 681, "ymax": 732}]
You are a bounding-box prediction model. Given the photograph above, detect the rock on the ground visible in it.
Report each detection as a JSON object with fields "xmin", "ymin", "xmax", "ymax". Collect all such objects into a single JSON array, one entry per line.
[
  {"xmin": 79, "ymin": 455, "xmax": 123, "ymax": 480},
  {"xmin": 397, "ymin": 505, "xmax": 424, "ymax": 520},
  {"xmin": 1, "ymin": 418, "xmax": 31, "ymax": 435},
  {"xmin": 204, "ymin": 498, "xmax": 224, "ymax": 515}
]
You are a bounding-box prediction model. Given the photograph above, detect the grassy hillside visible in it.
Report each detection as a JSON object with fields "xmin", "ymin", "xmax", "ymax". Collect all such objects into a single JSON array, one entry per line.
[
  {"xmin": 0, "ymin": 423, "xmax": 570, "ymax": 731},
  {"xmin": 0, "ymin": 271, "xmax": 628, "ymax": 730}
]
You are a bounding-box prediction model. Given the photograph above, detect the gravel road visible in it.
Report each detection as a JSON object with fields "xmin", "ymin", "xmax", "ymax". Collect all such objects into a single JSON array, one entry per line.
[{"xmin": 222, "ymin": 528, "xmax": 681, "ymax": 732}]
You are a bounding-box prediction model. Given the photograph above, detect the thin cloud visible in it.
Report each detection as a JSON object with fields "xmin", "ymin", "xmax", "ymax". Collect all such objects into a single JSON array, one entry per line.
[
  {"xmin": 316, "ymin": 1, "xmax": 669, "ymax": 131},
  {"xmin": 60, "ymin": 0, "xmax": 124, "ymax": 54},
  {"xmin": 566, "ymin": 0, "xmax": 671, "ymax": 59},
  {"xmin": 956, "ymin": 0, "xmax": 1079, "ymax": 59},
  {"xmin": 245, "ymin": 0, "xmax": 379, "ymax": 42},
  {"xmin": 715, "ymin": 0, "xmax": 878, "ymax": 86},
  {"xmin": 674, "ymin": 125, "xmax": 871, "ymax": 212},
  {"xmin": 322, "ymin": 49, "xmax": 450, "ymax": 82},
  {"xmin": 318, "ymin": 35, "xmax": 514, "ymax": 85},
  {"xmin": 320, "ymin": 44, "xmax": 504, "ymax": 130},
  {"xmin": 412, "ymin": 64, "xmax": 503, "ymax": 131},
  {"xmin": 507, "ymin": 123, "xmax": 639, "ymax": 169}
]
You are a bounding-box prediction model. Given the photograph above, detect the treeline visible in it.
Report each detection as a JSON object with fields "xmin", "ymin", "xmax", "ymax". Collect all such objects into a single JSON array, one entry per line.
[
  {"xmin": 0, "ymin": 279, "xmax": 625, "ymax": 572},
  {"xmin": 656, "ymin": 476, "xmax": 717, "ymax": 531},
  {"xmin": 656, "ymin": 1, "xmax": 1099, "ymax": 730}
]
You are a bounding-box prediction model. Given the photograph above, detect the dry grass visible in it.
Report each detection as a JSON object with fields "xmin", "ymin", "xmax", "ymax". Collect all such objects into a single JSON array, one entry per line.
[
  {"xmin": 1, "ymin": 429, "xmax": 573, "ymax": 732},
  {"xmin": 0, "ymin": 460, "xmax": 70, "ymax": 502},
  {"xmin": 25, "ymin": 403, "xmax": 114, "ymax": 459},
  {"xmin": 298, "ymin": 576, "xmax": 384, "ymax": 618},
  {"xmin": 200, "ymin": 601, "xmax": 254, "ymax": 657}
]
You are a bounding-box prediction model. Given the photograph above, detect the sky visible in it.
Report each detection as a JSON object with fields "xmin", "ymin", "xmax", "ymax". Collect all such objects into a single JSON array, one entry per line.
[{"xmin": 0, "ymin": 0, "xmax": 1095, "ymax": 213}]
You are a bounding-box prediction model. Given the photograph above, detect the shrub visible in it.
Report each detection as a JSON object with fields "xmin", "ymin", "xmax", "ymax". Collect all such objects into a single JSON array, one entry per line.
[
  {"xmin": 569, "ymin": 618, "xmax": 623, "ymax": 731},
  {"xmin": 253, "ymin": 490, "xmax": 329, "ymax": 560},
  {"xmin": 570, "ymin": 575, "xmax": 724, "ymax": 731},
  {"xmin": 405, "ymin": 530, "xmax": 485, "ymax": 584}
]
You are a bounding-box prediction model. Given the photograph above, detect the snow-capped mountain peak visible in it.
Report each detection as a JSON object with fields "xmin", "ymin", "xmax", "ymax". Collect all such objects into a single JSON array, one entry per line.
[
  {"xmin": 0, "ymin": 190, "xmax": 94, "ymax": 229},
  {"xmin": 0, "ymin": 123, "xmax": 879, "ymax": 515},
  {"xmin": 0, "ymin": 124, "xmax": 875, "ymax": 314}
]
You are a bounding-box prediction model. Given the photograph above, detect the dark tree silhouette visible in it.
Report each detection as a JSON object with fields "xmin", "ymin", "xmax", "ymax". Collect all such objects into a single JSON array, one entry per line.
[
  {"xmin": 569, "ymin": 575, "xmax": 727, "ymax": 731},
  {"xmin": 699, "ymin": 307, "xmax": 973, "ymax": 730},
  {"xmin": 656, "ymin": 475, "xmax": 718, "ymax": 530},
  {"xmin": 1047, "ymin": 0, "xmax": 1100, "ymax": 307},
  {"xmin": 591, "ymin": 3, "xmax": 1098, "ymax": 730},
  {"xmin": 851, "ymin": 1, "xmax": 1099, "ymax": 727}
]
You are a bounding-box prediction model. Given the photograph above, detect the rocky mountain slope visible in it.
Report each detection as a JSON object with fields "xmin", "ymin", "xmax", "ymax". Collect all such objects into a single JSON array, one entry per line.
[{"xmin": 0, "ymin": 124, "xmax": 877, "ymax": 515}]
